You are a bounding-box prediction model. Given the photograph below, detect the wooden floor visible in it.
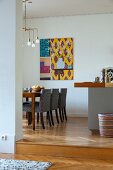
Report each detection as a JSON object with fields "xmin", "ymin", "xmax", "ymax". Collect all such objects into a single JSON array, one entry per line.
[
  {"xmin": 20, "ymin": 117, "xmax": 113, "ymax": 148},
  {"xmin": 1, "ymin": 153, "xmax": 113, "ymax": 169},
  {"xmin": 2, "ymin": 117, "xmax": 113, "ymax": 169}
]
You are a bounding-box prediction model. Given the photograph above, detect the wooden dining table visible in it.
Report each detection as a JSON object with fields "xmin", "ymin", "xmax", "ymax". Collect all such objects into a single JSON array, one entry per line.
[{"xmin": 23, "ymin": 91, "xmax": 41, "ymax": 130}]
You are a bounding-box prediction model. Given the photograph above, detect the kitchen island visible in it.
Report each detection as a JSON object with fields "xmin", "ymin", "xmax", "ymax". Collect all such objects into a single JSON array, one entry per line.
[{"xmin": 74, "ymin": 82, "xmax": 113, "ymax": 133}]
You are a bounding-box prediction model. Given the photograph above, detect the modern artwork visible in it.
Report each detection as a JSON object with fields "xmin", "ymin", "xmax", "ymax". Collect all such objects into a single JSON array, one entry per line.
[{"xmin": 40, "ymin": 38, "xmax": 74, "ymax": 80}]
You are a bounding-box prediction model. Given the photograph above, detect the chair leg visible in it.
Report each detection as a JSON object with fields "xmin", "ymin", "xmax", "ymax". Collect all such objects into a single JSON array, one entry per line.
[
  {"xmin": 64, "ymin": 107, "xmax": 67, "ymax": 121},
  {"xmin": 26, "ymin": 112, "xmax": 28, "ymax": 119},
  {"xmin": 50, "ymin": 111, "xmax": 54, "ymax": 126},
  {"xmin": 25, "ymin": 98, "xmax": 29, "ymax": 119},
  {"xmin": 59, "ymin": 108, "xmax": 63, "ymax": 122},
  {"xmin": 40, "ymin": 112, "xmax": 45, "ymax": 129},
  {"xmin": 47, "ymin": 111, "xmax": 52, "ymax": 127},
  {"xmin": 55, "ymin": 109, "xmax": 59, "ymax": 124},
  {"xmin": 46, "ymin": 112, "xmax": 49, "ymax": 121},
  {"xmin": 37, "ymin": 112, "xmax": 39, "ymax": 123},
  {"xmin": 27, "ymin": 112, "xmax": 32, "ymax": 125},
  {"xmin": 62, "ymin": 108, "xmax": 64, "ymax": 121}
]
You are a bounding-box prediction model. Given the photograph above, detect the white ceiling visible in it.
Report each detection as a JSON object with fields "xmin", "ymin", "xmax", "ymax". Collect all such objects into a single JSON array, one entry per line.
[{"xmin": 26, "ymin": 0, "xmax": 113, "ymax": 18}]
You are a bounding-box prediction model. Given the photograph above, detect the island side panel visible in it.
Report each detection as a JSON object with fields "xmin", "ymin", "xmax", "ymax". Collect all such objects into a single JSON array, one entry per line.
[{"xmin": 88, "ymin": 88, "xmax": 113, "ymax": 132}]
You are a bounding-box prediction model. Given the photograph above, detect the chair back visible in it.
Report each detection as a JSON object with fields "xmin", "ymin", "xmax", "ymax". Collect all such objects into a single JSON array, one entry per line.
[
  {"xmin": 59, "ymin": 88, "xmax": 67, "ymax": 108},
  {"xmin": 51, "ymin": 89, "xmax": 59, "ymax": 110},
  {"xmin": 39, "ymin": 89, "xmax": 51, "ymax": 112}
]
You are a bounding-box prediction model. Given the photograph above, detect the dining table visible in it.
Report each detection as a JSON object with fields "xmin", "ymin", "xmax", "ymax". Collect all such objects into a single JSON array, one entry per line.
[{"xmin": 23, "ymin": 91, "xmax": 41, "ymax": 130}]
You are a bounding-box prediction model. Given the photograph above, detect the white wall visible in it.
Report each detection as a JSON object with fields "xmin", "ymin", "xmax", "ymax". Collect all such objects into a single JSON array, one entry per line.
[
  {"xmin": 23, "ymin": 14, "xmax": 113, "ymax": 116},
  {"xmin": 0, "ymin": 0, "xmax": 23, "ymax": 153},
  {"xmin": 15, "ymin": 0, "xmax": 23, "ymax": 141}
]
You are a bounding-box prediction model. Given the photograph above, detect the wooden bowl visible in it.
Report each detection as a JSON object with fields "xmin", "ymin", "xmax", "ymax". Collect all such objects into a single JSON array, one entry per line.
[{"xmin": 32, "ymin": 87, "xmax": 41, "ymax": 92}]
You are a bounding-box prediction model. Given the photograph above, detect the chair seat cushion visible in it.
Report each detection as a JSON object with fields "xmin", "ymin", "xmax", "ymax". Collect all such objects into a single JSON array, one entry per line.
[
  {"xmin": 23, "ymin": 101, "xmax": 32, "ymax": 112},
  {"xmin": 23, "ymin": 101, "xmax": 39, "ymax": 112}
]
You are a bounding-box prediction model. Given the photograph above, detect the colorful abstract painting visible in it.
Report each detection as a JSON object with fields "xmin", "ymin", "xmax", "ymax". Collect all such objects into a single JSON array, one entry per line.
[{"xmin": 40, "ymin": 38, "xmax": 74, "ymax": 80}]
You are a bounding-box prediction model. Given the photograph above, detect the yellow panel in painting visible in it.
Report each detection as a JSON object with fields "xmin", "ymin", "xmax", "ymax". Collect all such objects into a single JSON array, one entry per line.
[
  {"xmin": 51, "ymin": 70, "xmax": 59, "ymax": 80},
  {"xmin": 50, "ymin": 38, "xmax": 74, "ymax": 80},
  {"xmin": 51, "ymin": 69, "xmax": 73, "ymax": 80},
  {"xmin": 50, "ymin": 38, "xmax": 73, "ymax": 69},
  {"xmin": 60, "ymin": 70, "xmax": 74, "ymax": 80}
]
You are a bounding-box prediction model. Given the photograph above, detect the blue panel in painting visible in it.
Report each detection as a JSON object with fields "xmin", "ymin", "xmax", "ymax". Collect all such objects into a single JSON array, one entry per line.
[
  {"xmin": 40, "ymin": 62, "xmax": 44, "ymax": 67},
  {"xmin": 40, "ymin": 39, "xmax": 50, "ymax": 57}
]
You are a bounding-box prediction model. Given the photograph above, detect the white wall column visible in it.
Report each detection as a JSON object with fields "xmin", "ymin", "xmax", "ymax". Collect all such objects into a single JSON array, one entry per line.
[{"xmin": 0, "ymin": 0, "xmax": 23, "ymax": 153}]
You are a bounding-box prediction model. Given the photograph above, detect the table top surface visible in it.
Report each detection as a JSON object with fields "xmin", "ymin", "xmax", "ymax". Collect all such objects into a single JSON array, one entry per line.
[
  {"xmin": 23, "ymin": 91, "xmax": 41, "ymax": 97},
  {"xmin": 74, "ymin": 82, "xmax": 113, "ymax": 88}
]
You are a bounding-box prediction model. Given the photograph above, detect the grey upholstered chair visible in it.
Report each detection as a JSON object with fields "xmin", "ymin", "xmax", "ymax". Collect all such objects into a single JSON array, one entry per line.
[
  {"xmin": 58, "ymin": 88, "xmax": 67, "ymax": 122},
  {"xmin": 23, "ymin": 89, "xmax": 51, "ymax": 129},
  {"xmin": 23, "ymin": 101, "xmax": 32, "ymax": 125},
  {"xmin": 50, "ymin": 89, "xmax": 59, "ymax": 125}
]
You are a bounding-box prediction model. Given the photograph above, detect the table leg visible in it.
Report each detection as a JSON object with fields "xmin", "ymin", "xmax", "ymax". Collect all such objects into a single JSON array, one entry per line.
[{"xmin": 32, "ymin": 96, "xmax": 35, "ymax": 130}]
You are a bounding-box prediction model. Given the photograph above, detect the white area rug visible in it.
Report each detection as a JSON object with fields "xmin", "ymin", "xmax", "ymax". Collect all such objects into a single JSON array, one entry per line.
[{"xmin": 0, "ymin": 159, "xmax": 52, "ymax": 170}]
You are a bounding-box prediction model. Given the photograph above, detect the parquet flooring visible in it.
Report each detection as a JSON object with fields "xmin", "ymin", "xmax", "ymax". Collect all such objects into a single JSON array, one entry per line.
[
  {"xmin": 0, "ymin": 153, "xmax": 113, "ymax": 169},
  {"xmin": 20, "ymin": 117, "xmax": 113, "ymax": 148},
  {"xmin": 2, "ymin": 117, "xmax": 113, "ymax": 169}
]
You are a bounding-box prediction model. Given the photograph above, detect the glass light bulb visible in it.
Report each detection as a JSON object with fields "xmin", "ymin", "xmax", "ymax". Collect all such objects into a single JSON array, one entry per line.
[
  {"xmin": 27, "ymin": 41, "xmax": 31, "ymax": 46},
  {"xmin": 36, "ymin": 37, "xmax": 39, "ymax": 44},
  {"xmin": 32, "ymin": 41, "xmax": 35, "ymax": 48}
]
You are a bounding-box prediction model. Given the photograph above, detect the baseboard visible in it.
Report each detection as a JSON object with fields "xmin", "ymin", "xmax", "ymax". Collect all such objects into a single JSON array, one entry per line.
[
  {"xmin": 23, "ymin": 112, "xmax": 88, "ymax": 118},
  {"xmin": 67, "ymin": 113, "xmax": 88, "ymax": 118}
]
